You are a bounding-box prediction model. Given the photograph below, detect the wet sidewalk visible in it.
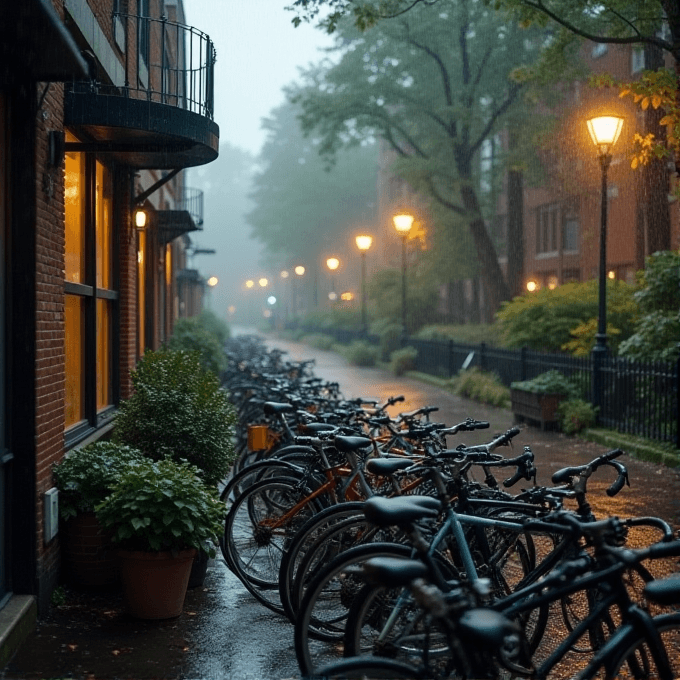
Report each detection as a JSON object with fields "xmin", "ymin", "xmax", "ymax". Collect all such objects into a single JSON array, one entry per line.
[{"xmin": 3, "ymin": 332, "xmax": 679, "ymax": 680}]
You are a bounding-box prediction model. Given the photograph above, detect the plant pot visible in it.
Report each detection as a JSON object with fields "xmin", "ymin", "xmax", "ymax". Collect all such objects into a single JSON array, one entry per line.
[
  {"xmin": 117, "ymin": 548, "xmax": 196, "ymax": 619},
  {"xmin": 511, "ymin": 389, "xmax": 566, "ymax": 431},
  {"xmin": 62, "ymin": 512, "xmax": 119, "ymax": 588},
  {"xmin": 187, "ymin": 547, "xmax": 210, "ymax": 589}
]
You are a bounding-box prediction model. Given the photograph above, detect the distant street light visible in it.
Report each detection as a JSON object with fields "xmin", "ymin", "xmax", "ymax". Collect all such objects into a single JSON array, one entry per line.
[
  {"xmin": 355, "ymin": 235, "xmax": 373, "ymax": 335},
  {"xmin": 586, "ymin": 113, "xmax": 623, "ymax": 412},
  {"xmin": 393, "ymin": 212, "xmax": 414, "ymax": 337},
  {"xmin": 293, "ymin": 265, "xmax": 305, "ymax": 319},
  {"xmin": 326, "ymin": 257, "xmax": 340, "ymax": 301},
  {"xmin": 245, "ymin": 279, "xmax": 254, "ymax": 289},
  {"xmin": 258, "ymin": 277, "xmax": 269, "ymax": 288}
]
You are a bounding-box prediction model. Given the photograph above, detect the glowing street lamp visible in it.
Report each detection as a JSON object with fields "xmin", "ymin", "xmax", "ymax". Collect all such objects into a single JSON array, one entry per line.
[
  {"xmin": 587, "ymin": 113, "xmax": 623, "ymax": 412},
  {"xmin": 393, "ymin": 212, "xmax": 414, "ymax": 337},
  {"xmin": 245, "ymin": 279, "xmax": 254, "ymax": 289},
  {"xmin": 258, "ymin": 277, "xmax": 269, "ymax": 288},
  {"xmin": 326, "ymin": 257, "xmax": 340, "ymax": 302},
  {"xmin": 206, "ymin": 276, "xmax": 218, "ymax": 287},
  {"xmin": 293, "ymin": 265, "xmax": 305, "ymax": 319},
  {"xmin": 355, "ymin": 235, "xmax": 373, "ymax": 334}
]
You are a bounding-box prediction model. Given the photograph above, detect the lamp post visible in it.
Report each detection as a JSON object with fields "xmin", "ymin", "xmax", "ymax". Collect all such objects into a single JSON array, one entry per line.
[
  {"xmin": 355, "ymin": 235, "xmax": 373, "ymax": 335},
  {"xmin": 586, "ymin": 114, "xmax": 623, "ymax": 412},
  {"xmin": 326, "ymin": 257, "xmax": 340, "ymax": 303},
  {"xmin": 293, "ymin": 265, "xmax": 305, "ymax": 321},
  {"xmin": 205, "ymin": 276, "xmax": 218, "ymax": 310},
  {"xmin": 393, "ymin": 212, "xmax": 414, "ymax": 339},
  {"xmin": 280, "ymin": 270, "xmax": 290, "ymax": 323}
]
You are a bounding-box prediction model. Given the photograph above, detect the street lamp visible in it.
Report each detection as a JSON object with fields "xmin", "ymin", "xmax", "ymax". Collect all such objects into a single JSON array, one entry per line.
[
  {"xmin": 293, "ymin": 265, "xmax": 305, "ymax": 320},
  {"xmin": 258, "ymin": 277, "xmax": 269, "ymax": 288},
  {"xmin": 326, "ymin": 257, "xmax": 340, "ymax": 301},
  {"xmin": 355, "ymin": 235, "xmax": 373, "ymax": 335},
  {"xmin": 586, "ymin": 113, "xmax": 623, "ymax": 411},
  {"xmin": 205, "ymin": 276, "xmax": 218, "ymax": 309},
  {"xmin": 393, "ymin": 212, "xmax": 414, "ymax": 337}
]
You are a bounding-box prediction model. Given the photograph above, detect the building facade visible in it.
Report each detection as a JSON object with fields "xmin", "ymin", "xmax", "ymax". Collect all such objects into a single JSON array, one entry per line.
[{"xmin": 0, "ymin": 0, "xmax": 218, "ymax": 657}]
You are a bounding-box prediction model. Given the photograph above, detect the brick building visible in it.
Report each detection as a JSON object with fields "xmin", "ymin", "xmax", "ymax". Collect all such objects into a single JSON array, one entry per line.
[{"xmin": 0, "ymin": 0, "xmax": 218, "ymax": 658}]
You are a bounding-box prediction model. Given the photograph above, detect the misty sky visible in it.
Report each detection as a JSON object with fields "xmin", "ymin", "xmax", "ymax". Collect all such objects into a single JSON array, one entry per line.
[{"xmin": 183, "ymin": 1, "xmax": 334, "ymax": 320}]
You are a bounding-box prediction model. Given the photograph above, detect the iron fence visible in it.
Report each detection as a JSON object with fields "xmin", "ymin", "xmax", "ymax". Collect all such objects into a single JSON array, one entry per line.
[{"xmin": 295, "ymin": 325, "xmax": 678, "ymax": 446}]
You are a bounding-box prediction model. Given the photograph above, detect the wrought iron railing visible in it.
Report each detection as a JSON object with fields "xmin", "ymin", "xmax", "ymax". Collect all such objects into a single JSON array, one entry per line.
[{"xmin": 179, "ymin": 187, "xmax": 204, "ymax": 227}]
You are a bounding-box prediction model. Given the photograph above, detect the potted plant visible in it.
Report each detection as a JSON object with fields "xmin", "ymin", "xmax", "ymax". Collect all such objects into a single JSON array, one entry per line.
[
  {"xmin": 53, "ymin": 441, "xmax": 145, "ymax": 587},
  {"xmin": 95, "ymin": 457, "xmax": 225, "ymax": 619},
  {"xmin": 510, "ymin": 370, "xmax": 579, "ymax": 430}
]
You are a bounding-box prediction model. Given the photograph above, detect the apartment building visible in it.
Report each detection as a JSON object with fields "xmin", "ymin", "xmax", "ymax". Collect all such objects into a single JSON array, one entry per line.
[{"xmin": 0, "ymin": 0, "xmax": 218, "ymax": 656}]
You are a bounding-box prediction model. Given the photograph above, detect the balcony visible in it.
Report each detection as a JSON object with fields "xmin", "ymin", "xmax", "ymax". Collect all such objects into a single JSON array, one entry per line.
[
  {"xmin": 157, "ymin": 187, "xmax": 204, "ymax": 244},
  {"xmin": 64, "ymin": 13, "xmax": 218, "ymax": 169}
]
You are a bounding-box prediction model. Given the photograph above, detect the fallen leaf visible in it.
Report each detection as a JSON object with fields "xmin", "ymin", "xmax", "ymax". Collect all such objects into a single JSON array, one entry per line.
[{"xmin": 67, "ymin": 644, "xmax": 78, "ymax": 652}]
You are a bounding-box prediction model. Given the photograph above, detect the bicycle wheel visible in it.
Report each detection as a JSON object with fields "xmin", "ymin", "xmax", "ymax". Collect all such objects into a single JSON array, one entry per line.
[
  {"xmin": 294, "ymin": 542, "xmax": 416, "ymax": 677},
  {"xmin": 591, "ymin": 612, "xmax": 680, "ymax": 679},
  {"xmin": 312, "ymin": 655, "xmax": 425, "ymax": 679},
  {"xmin": 224, "ymin": 476, "xmax": 325, "ymax": 613},
  {"xmin": 280, "ymin": 502, "xmax": 367, "ymax": 622}
]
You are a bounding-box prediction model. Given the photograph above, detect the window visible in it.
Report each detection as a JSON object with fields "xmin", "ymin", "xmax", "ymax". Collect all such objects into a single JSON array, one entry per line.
[
  {"xmin": 592, "ymin": 43, "xmax": 608, "ymax": 58},
  {"xmin": 536, "ymin": 204, "xmax": 560, "ymax": 255},
  {"xmin": 631, "ymin": 46, "xmax": 645, "ymax": 74},
  {"xmin": 563, "ymin": 217, "xmax": 579, "ymax": 252},
  {"xmin": 64, "ymin": 133, "xmax": 118, "ymax": 444}
]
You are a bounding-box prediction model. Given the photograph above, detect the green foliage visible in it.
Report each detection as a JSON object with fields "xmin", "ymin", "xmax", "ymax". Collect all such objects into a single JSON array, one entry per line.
[
  {"xmin": 165, "ymin": 317, "xmax": 227, "ymax": 377},
  {"xmin": 50, "ymin": 586, "xmax": 67, "ymax": 608},
  {"xmin": 342, "ymin": 340, "xmax": 379, "ymax": 367},
  {"xmin": 303, "ymin": 333, "xmax": 336, "ymax": 350},
  {"xmin": 95, "ymin": 458, "xmax": 225, "ymax": 554},
  {"xmin": 496, "ymin": 279, "xmax": 637, "ymax": 354},
  {"xmin": 619, "ymin": 251, "xmax": 680, "ymax": 362},
  {"xmin": 301, "ymin": 307, "xmax": 362, "ymax": 331},
  {"xmin": 511, "ymin": 370, "xmax": 580, "ymax": 398},
  {"xmin": 113, "ymin": 349, "xmax": 237, "ymax": 487},
  {"xmin": 197, "ymin": 310, "xmax": 230, "ymax": 344},
  {"xmin": 389, "ymin": 346, "xmax": 418, "ymax": 376},
  {"xmin": 557, "ymin": 398, "xmax": 597, "ymax": 435},
  {"xmin": 371, "ymin": 320, "xmax": 402, "ymax": 362},
  {"xmin": 449, "ymin": 367, "xmax": 510, "ymax": 408},
  {"xmin": 53, "ymin": 442, "xmax": 145, "ymax": 520},
  {"xmin": 562, "ymin": 318, "xmax": 622, "ymax": 357},
  {"xmin": 415, "ymin": 324, "xmax": 505, "ymax": 346}
]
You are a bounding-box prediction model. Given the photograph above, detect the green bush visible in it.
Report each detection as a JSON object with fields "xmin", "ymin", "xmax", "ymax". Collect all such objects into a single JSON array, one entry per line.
[
  {"xmin": 557, "ymin": 398, "xmax": 597, "ymax": 435},
  {"xmin": 415, "ymin": 323, "xmax": 504, "ymax": 346},
  {"xmin": 96, "ymin": 458, "xmax": 225, "ymax": 554},
  {"xmin": 113, "ymin": 348, "xmax": 237, "ymax": 487},
  {"xmin": 197, "ymin": 310, "xmax": 230, "ymax": 345},
  {"xmin": 449, "ymin": 367, "xmax": 510, "ymax": 408},
  {"xmin": 303, "ymin": 333, "xmax": 336, "ymax": 350},
  {"xmin": 166, "ymin": 317, "xmax": 227, "ymax": 376},
  {"xmin": 377, "ymin": 323, "xmax": 403, "ymax": 362},
  {"xmin": 53, "ymin": 441, "xmax": 145, "ymax": 520},
  {"xmin": 511, "ymin": 370, "xmax": 580, "ymax": 399},
  {"xmin": 342, "ymin": 341, "xmax": 379, "ymax": 367},
  {"xmin": 496, "ymin": 279, "xmax": 637, "ymax": 354},
  {"xmin": 390, "ymin": 346, "xmax": 418, "ymax": 376}
]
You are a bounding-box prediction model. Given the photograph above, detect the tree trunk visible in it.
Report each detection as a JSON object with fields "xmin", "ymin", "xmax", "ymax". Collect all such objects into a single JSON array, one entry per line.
[{"xmin": 459, "ymin": 184, "xmax": 511, "ymax": 316}]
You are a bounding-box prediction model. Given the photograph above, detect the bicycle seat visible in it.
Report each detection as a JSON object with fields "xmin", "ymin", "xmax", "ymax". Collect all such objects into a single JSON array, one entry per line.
[
  {"xmin": 298, "ymin": 422, "xmax": 337, "ymax": 434},
  {"xmin": 644, "ymin": 576, "xmax": 680, "ymax": 606},
  {"xmin": 263, "ymin": 401, "xmax": 295, "ymax": 415},
  {"xmin": 358, "ymin": 556, "xmax": 430, "ymax": 588},
  {"xmin": 334, "ymin": 435, "xmax": 372, "ymax": 452},
  {"xmin": 363, "ymin": 495, "xmax": 441, "ymax": 526},
  {"xmin": 365, "ymin": 457, "xmax": 415, "ymax": 476},
  {"xmin": 458, "ymin": 608, "xmax": 522, "ymax": 646}
]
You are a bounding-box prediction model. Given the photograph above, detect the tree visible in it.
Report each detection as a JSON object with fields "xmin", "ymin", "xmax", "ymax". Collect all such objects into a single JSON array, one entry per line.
[
  {"xmin": 289, "ymin": 0, "xmax": 554, "ymax": 314},
  {"xmin": 246, "ymin": 100, "xmax": 379, "ymax": 267}
]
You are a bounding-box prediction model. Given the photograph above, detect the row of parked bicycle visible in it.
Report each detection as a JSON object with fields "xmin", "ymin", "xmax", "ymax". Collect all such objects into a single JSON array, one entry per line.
[{"xmin": 220, "ymin": 335, "xmax": 680, "ymax": 680}]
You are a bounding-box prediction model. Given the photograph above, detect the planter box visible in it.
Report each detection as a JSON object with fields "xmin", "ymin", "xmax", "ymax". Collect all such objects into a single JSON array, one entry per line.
[{"xmin": 511, "ymin": 389, "xmax": 566, "ymax": 431}]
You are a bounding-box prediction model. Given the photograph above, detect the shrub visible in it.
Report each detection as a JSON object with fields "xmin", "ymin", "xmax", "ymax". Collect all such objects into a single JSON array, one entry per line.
[
  {"xmin": 511, "ymin": 370, "xmax": 580, "ymax": 399},
  {"xmin": 415, "ymin": 324, "xmax": 504, "ymax": 346},
  {"xmin": 342, "ymin": 341, "xmax": 379, "ymax": 367},
  {"xmin": 197, "ymin": 310, "xmax": 230, "ymax": 345},
  {"xmin": 166, "ymin": 317, "xmax": 226, "ymax": 376},
  {"xmin": 95, "ymin": 458, "xmax": 225, "ymax": 554},
  {"xmin": 53, "ymin": 441, "xmax": 145, "ymax": 520},
  {"xmin": 557, "ymin": 398, "xmax": 597, "ymax": 435},
  {"xmin": 449, "ymin": 367, "xmax": 510, "ymax": 408},
  {"xmin": 303, "ymin": 333, "xmax": 336, "ymax": 350},
  {"xmin": 390, "ymin": 346, "xmax": 418, "ymax": 376},
  {"xmin": 377, "ymin": 323, "xmax": 403, "ymax": 362},
  {"xmin": 113, "ymin": 348, "xmax": 237, "ymax": 487}
]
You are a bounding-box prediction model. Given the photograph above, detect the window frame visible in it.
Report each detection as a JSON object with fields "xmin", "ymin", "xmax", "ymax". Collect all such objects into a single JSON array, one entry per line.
[{"xmin": 64, "ymin": 147, "xmax": 120, "ymax": 450}]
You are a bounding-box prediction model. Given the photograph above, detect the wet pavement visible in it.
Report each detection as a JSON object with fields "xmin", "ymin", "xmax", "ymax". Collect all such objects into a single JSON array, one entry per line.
[{"xmin": 3, "ymin": 330, "xmax": 680, "ymax": 680}]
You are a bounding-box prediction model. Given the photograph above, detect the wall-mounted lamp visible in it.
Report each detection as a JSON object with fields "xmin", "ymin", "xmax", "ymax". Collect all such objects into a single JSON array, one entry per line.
[{"xmin": 134, "ymin": 208, "xmax": 147, "ymax": 230}]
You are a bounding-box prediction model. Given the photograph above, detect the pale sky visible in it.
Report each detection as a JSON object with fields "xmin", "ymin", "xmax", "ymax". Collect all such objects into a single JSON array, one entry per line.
[
  {"xmin": 185, "ymin": 0, "xmax": 334, "ymax": 155},
  {"xmin": 182, "ymin": 1, "xmax": 336, "ymax": 320}
]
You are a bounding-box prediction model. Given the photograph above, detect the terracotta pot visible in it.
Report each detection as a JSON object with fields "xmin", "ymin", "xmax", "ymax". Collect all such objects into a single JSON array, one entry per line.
[
  {"xmin": 62, "ymin": 512, "xmax": 119, "ymax": 588},
  {"xmin": 117, "ymin": 548, "xmax": 196, "ymax": 619}
]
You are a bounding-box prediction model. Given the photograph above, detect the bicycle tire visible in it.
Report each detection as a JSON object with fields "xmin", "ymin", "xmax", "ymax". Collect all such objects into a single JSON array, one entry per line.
[
  {"xmin": 585, "ymin": 612, "xmax": 680, "ymax": 680},
  {"xmin": 224, "ymin": 475, "xmax": 326, "ymax": 613},
  {"xmin": 294, "ymin": 542, "xmax": 417, "ymax": 677},
  {"xmin": 311, "ymin": 655, "xmax": 426, "ymax": 679},
  {"xmin": 279, "ymin": 502, "xmax": 367, "ymax": 622}
]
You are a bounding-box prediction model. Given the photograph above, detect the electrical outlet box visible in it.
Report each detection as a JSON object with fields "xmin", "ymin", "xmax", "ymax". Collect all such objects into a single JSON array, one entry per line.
[{"xmin": 44, "ymin": 488, "xmax": 59, "ymax": 543}]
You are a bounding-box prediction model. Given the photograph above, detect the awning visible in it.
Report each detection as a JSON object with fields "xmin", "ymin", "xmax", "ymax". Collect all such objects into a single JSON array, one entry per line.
[
  {"xmin": 157, "ymin": 210, "xmax": 201, "ymax": 246},
  {"xmin": 1, "ymin": 0, "xmax": 89, "ymax": 83}
]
